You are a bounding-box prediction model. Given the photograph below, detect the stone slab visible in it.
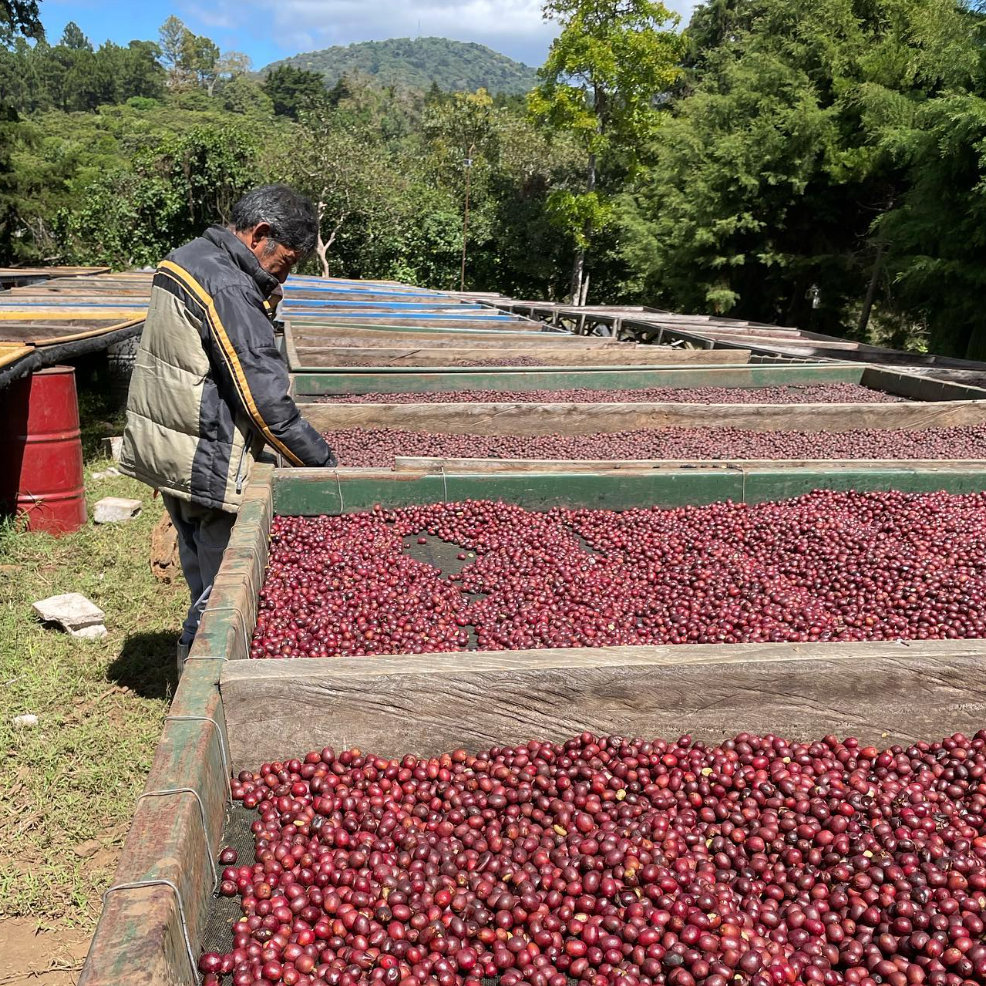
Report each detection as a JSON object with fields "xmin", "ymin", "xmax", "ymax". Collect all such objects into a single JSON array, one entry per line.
[
  {"xmin": 93, "ymin": 497, "xmax": 142, "ymax": 524},
  {"xmin": 33, "ymin": 592, "xmax": 105, "ymax": 632}
]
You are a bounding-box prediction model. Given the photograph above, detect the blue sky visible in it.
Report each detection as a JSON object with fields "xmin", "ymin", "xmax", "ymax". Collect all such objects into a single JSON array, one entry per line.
[{"xmin": 40, "ymin": 0, "xmax": 698, "ymax": 70}]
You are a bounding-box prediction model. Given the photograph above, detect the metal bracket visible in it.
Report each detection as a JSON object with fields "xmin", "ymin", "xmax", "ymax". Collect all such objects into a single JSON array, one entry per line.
[
  {"xmin": 103, "ymin": 878, "xmax": 196, "ymax": 983},
  {"xmin": 136, "ymin": 787, "xmax": 218, "ymax": 889},
  {"xmin": 164, "ymin": 714, "xmax": 232, "ymax": 802}
]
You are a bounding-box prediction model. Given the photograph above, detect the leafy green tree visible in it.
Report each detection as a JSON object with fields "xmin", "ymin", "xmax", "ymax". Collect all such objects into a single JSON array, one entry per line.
[
  {"xmin": 0, "ymin": 103, "xmax": 22, "ymax": 262},
  {"xmin": 1, "ymin": 0, "xmax": 42, "ymax": 42},
  {"xmin": 0, "ymin": 0, "xmax": 40, "ymax": 262},
  {"xmin": 875, "ymin": 92, "xmax": 986, "ymax": 358},
  {"xmin": 183, "ymin": 32, "xmax": 219, "ymax": 93},
  {"xmin": 115, "ymin": 40, "xmax": 166, "ymax": 101},
  {"xmin": 529, "ymin": 0, "xmax": 682, "ymax": 302},
  {"xmin": 281, "ymin": 96, "xmax": 396, "ymax": 276},
  {"xmin": 60, "ymin": 21, "xmax": 91, "ymax": 51},
  {"xmin": 425, "ymin": 88, "xmax": 499, "ymax": 288},
  {"xmin": 262, "ymin": 65, "xmax": 325, "ymax": 118},
  {"xmin": 158, "ymin": 16, "xmax": 190, "ymax": 88},
  {"xmin": 63, "ymin": 126, "xmax": 260, "ymax": 266},
  {"xmin": 220, "ymin": 73, "xmax": 272, "ymax": 116},
  {"xmin": 623, "ymin": 0, "xmax": 983, "ymax": 349}
]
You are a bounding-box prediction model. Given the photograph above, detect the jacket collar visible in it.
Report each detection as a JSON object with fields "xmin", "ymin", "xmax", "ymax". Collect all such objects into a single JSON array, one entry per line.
[{"xmin": 203, "ymin": 225, "xmax": 280, "ymax": 299}]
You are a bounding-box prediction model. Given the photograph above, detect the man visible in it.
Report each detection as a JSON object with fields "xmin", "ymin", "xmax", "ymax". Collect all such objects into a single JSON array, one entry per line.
[{"xmin": 120, "ymin": 184, "xmax": 335, "ymax": 672}]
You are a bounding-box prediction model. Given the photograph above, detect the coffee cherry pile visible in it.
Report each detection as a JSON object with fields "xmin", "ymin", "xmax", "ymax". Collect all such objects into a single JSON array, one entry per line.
[
  {"xmin": 250, "ymin": 491, "xmax": 986, "ymax": 660},
  {"xmin": 200, "ymin": 729, "xmax": 986, "ymax": 986},
  {"xmin": 317, "ymin": 384, "xmax": 900, "ymax": 405},
  {"xmin": 320, "ymin": 425, "xmax": 986, "ymax": 468}
]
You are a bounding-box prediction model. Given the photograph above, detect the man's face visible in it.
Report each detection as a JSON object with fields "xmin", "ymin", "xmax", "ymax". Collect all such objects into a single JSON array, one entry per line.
[{"xmin": 239, "ymin": 223, "xmax": 302, "ymax": 284}]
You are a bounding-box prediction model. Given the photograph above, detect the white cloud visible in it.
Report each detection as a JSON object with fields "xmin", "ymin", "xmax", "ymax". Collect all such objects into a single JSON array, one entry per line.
[{"xmin": 180, "ymin": 0, "xmax": 699, "ymax": 68}]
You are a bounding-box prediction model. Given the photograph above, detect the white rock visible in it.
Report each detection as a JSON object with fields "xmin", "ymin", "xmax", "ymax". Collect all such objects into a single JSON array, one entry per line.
[
  {"xmin": 91, "ymin": 467, "xmax": 120, "ymax": 480},
  {"xmin": 93, "ymin": 497, "xmax": 142, "ymax": 524},
  {"xmin": 33, "ymin": 593, "xmax": 105, "ymax": 632},
  {"xmin": 101, "ymin": 436, "xmax": 124, "ymax": 461},
  {"xmin": 69, "ymin": 624, "xmax": 108, "ymax": 640},
  {"xmin": 13, "ymin": 714, "xmax": 38, "ymax": 728}
]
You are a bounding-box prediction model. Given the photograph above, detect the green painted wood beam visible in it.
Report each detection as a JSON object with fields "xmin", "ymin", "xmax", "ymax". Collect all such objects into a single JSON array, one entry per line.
[{"xmin": 271, "ymin": 466, "xmax": 986, "ymax": 516}]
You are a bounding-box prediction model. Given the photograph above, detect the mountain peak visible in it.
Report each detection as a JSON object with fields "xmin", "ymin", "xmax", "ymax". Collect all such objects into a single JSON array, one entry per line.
[{"xmin": 262, "ymin": 37, "xmax": 539, "ymax": 95}]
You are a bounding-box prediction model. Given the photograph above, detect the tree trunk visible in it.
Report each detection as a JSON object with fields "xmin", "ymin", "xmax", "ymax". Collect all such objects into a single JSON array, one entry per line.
[
  {"xmin": 315, "ymin": 200, "xmax": 329, "ymax": 278},
  {"xmin": 580, "ymin": 272, "xmax": 590, "ymax": 307},
  {"xmin": 316, "ymin": 211, "xmax": 346, "ymax": 279},
  {"xmin": 569, "ymin": 151, "xmax": 597, "ymax": 303},
  {"xmin": 857, "ymin": 241, "xmax": 886, "ymax": 338},
  {"xmin": 315, "ymin": 233, "xmax": 329, "ymax": 279},
  {"xmin": 570, "ymin": 248, "xmax": 585, "ymax": 306}
]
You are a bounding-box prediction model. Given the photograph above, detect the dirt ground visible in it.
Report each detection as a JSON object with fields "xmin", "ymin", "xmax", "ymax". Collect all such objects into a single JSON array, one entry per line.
[{"xmin": 0, "ymin": 918, "xmax": 91, "ymax": 985}]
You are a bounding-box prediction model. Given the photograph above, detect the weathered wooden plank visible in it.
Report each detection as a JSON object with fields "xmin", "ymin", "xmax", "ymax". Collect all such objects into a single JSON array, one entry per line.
[
  {"xmin": 292, "ymin": 316, "xmax": 544, "ymax": 332},
  {"xmin": 79, "ymin": 658, "xmax": 229, "ymax": 986},
  {"xmin": 392, "ymin": 456, "xmax": 986, "ymax": 473},
  {"xmin": 220, "ymin": 639, "xmax": 986, "ymax": 767},
  {"xmin": 291, "ymin": 331, "xmax": 599, "ymax": 349},
  {"xmin": 863, "ymin": 367, "xmax": 986, "ymax": 403},
  {"xmin": 287, "ymin": 324, "xmax": 612, "ymax": 349},
  {"xmin": 300, "ymin": 398, "xmax": 986, "ymax": 436},
  {"xmin": 288, "ymin": 346, "xmax": 751, "ymax": 369},
  {"xmin": 77, "ymin": 479, "xmax": 271, "ymax": 986},
  {"xmin": 291, "ymin": 364, "xmax": 865, "ymax": 397},
  {"xmin": 78, "ymin": 886, "xmax": 193, "ymax": 986}
]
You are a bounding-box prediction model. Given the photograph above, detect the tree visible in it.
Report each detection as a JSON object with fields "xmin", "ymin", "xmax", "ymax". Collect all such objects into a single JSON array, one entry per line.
[
  {"xmin": 529, "ymin": 0, "xmax": 682, "ymax": 303},
  {"xmin": 60, "ymin": 21, "xmax": 91, "ymax": 52},
  {"xmin": 116, "ymin": 40, "xmax": 166, "ymax": 101},
  {"xmin": 212, "ymin": 50, "xmax": 251, "ymax": 96},
  {"xmin": 63, "ymin": 126, "xmax": 260, "ymax": 266},
  {"xmin": 622, "ymin": 0, "xmax": 983, "ymax": 348},
  {"xmin": 0, "ymin": 0, "xmax": 40, "ymax": 262},
  {"xmin": 182, "ymin": 32, "xmax": 219, "ymax": 93},
  {"xmin": 426, "ymin": 88, "xmax": 499, "ymax": 289},
  {"xmin": 285, "ymin": 96, "xmax": 395, "ymax": 277},
  {"xmin": 876, "ymin": 92, "xmax": 986, "ymax": 358},
  {"xmin": 158, "ymin": 16, "xmax": 189, "ymax": 88},
  {"xmin": 1, "ymin": 0, "xmax": 43, "ymax": 42},
  {"xmin": 0, "ymin": 103, "xmax": 21, "ymax": 262},
  {"xmin": 263, "ymin": 65, "xmax": 325, "ymax": 118},
  {"xmin": 220, "ymin": 74, "xmax": 272, "ymax": 116}
]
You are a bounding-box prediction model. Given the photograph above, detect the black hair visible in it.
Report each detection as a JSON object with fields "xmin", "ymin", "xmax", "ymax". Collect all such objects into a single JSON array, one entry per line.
[{"xmin": 229, "ymin": 184, "xmax": 318, "ymax": 256}]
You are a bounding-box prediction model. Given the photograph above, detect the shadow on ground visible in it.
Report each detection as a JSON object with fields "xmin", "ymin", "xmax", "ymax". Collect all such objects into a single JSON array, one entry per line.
[{"xmin": 107, "ymin": 630, "xmax": 177, "ymax": 700}]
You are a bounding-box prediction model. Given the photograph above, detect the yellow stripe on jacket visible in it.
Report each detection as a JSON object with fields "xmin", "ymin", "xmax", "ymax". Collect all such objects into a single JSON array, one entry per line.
[{"xmin": 157, "ymin": 260, "xmax": 304, "ymax": 467}]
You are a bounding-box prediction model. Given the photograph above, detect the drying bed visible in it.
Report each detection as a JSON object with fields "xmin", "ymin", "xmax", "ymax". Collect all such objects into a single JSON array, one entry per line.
[
  {"xmin": 319, "ymin": 423, "xmax": 986, "ymax": 466},
  {"xmin": 296, "ymin": 364, "xmax": 986, "ymax": 444},
  {"xmin": 290, "ymin": 363, "xmax": 986, "ymax": 404},
  {"xmin": 289, "ymin": 348, "xmax": 754, "ymax": 371},
  {"xmin": 80, "ymin": 467, "xmax": 986, "ymax": 986},
  {"xmin": 313, "ymin": 382, "xmax": 902, "ymax": 405},
  {"xmin": 197, "ymin": 728, "xmax": 986, "ymax": 986},
  {"xmin": 251, "ymin": 491, "xmax": 986, "ymax": 659}
]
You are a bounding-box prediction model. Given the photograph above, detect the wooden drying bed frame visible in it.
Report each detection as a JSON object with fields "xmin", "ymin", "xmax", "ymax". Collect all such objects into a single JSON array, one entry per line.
[
  {"xmin": 80, "ymin": 463, "xmax": 986, "ymax": 986},
  {"xmin": 290, "ymin": 363, "xmax": 979, "ymax": 400},
  {"xmin": 287, "ymin": 345, "xmax": 753, "ymax": 370}
]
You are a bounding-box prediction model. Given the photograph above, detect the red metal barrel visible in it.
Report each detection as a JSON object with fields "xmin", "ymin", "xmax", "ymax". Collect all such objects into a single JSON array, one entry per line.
[{"xmin": 0, "ymin": 365, "xmax": 87, "ymax": 535}]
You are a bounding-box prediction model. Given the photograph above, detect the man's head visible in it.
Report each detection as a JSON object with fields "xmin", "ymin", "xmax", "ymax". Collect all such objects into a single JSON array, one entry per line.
[{"xmin": 228, "ymin": 185, "xmax": 318, "ymax": 284}]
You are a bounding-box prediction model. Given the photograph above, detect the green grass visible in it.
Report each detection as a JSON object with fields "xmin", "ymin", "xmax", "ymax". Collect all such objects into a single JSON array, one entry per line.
[{"xmin": 0, "ymin": 406, "xmax": 187, "ymax": 926}]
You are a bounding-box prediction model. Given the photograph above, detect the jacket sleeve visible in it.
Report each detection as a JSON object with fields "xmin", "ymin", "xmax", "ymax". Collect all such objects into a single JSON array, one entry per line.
[{"xmin": 207, "ymin": 284, "xmax": 336, "ymax": 468}]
